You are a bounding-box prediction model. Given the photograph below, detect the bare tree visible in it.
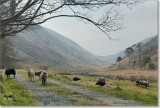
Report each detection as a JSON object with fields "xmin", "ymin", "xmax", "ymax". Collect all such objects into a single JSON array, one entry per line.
[
  {"xmin": 116, "ymin": 56, "xmax": 122, "ymax": 68},
  {"xmin": 137, "ymin": 43, "xmax": 142, "ymax": 69},
  {"xmin": 0, "ymin": 0, "xmax": 141, "ymax": 39},
  {"xmin": 125, "ymin": 47, "xmax": 134, "ymax": 67}
]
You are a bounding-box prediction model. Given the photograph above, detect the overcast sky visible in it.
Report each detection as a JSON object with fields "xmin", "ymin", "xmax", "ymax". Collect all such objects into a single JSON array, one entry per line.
[{"xmin": 41, "ymin": 0, "xmax": 158, "ymax": 56}]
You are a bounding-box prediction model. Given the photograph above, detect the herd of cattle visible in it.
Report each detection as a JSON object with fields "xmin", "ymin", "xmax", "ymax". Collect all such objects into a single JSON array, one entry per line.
[
  {"xmin": 4, "ymin": 68, "xmax": 48, "ymax": 85},
  {"xmin": 4, "ymin": 68, "xmax": 150, "ymax": 88}
]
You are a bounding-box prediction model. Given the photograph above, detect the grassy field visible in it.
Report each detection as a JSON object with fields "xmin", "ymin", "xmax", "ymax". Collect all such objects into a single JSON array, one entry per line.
[
  {"xmin": 0, "ymin": 69, "xmax": 158, "ymax": 106},
  {"xmin": 16, "ymin": 69, "xmax": 107, "ymax": 106},
  {"xmin": 48, "ymin": 70, "xmax": 158, "ymax": 106},
  {"xmin": 0, "ymin": 70, "xmax": 40, "ymax": 106}
]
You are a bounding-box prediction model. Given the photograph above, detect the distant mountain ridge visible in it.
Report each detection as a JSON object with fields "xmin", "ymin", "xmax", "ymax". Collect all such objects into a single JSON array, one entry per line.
[
  {"xmin": 4, "ymin": 26, "xmax": 110, "ymax": 68},
  {"xmin": 104, "ymin": 35, "xmax": 158, "ymax": 63},
  {"xmin": 0, "ymin": 25, "xmax": 157, "ymax": 69}
]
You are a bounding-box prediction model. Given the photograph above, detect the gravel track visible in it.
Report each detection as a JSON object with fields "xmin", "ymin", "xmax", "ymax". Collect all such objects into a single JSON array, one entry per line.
[
  {"xmin": 15, "ymin": 75, "xmax": 143, "ymax": 106},
  {"xmin": 16, "ymin": 75, "xmax": 72, "ymax": 106},
  {"xmin": 47, "ymin": 78, "xmax": 143, "ymax": 106}
]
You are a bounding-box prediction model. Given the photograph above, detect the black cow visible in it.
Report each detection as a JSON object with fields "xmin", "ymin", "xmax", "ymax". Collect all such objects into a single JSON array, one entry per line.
[{"xmin": 5, "ymin": 69, "xmax": 16, "ymax": 78}]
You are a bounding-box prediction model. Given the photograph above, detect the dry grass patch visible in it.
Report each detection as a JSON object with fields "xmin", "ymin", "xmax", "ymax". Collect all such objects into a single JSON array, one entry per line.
[{"xmin": 92, "ymin": 70, "xmax": 158, "ymax": 82}]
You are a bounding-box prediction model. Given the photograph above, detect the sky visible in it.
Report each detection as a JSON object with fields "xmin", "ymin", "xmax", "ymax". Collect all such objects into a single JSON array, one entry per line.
[{"xmin": 41, "ymin": 0, "xmax": 158, "ymax": 56}]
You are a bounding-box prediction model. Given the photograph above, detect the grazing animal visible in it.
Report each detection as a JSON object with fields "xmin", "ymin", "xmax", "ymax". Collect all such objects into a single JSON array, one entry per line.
[
  {"xmin": 27, "ymin": 69, "xmax": 35, "ymax": 81},
  {"xmin": 96, "ymin": 77, "xmax": 106, "ymax": 87},
  {"xmin": 40, "ymin": 71, "xmax": 48, "ymax": 85},
  {"xmin": 35, "ymin": 71, "xmax": 43, "ymax": 79},
  {"xmin": 136, "ymin": 80, "xmax": 149, "ymax": 88},
  {"xmin": 73, "ymin": 77, "xmax": 81, "ymax": 81},
  {"xmin": 5, "ymin": 69, "xmax": 16, "ymax": 78}
]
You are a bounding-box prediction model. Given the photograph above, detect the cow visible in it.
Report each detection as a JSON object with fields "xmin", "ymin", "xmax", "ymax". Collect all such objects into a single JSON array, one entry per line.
[
  {"xmin": 27, "ymin": 69, "xmax": 34, "ymax": 81},
  {"xmin": 96, "ymin": 77, "xmax": 106, "ymax": 87},
  {"xmin": 136, "ymin": 80, "xmax": 149, "ymax": 88},
  {"xmin": 40, "ymin": 71, "xmax": 48, "ymax": 85},
  {"xmin": 5, "ymin": 69, "xmax": 16, "ymax": 78}
]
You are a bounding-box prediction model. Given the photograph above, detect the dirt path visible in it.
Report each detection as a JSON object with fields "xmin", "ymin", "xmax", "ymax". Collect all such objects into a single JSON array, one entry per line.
[
  {"xmin": 15, "ymin": 74, "xmax": 143, "ymax": 106},
  {"xmin": 47, "ymin": 78, "xmax": 143, "ymax": 106},
  {"xmin": 16, "ymin": 75, "xmax": 72, "ymax": 106}
]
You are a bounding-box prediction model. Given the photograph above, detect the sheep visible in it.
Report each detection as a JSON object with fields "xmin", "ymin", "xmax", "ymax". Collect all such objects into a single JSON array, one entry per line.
[
  {"xmin": 40, "ymin": 71, "xmax": 48, "ymax": 85},
  {"xmin": 96, "ymin": 77, "xmax": 106, "ymax": 87},
  {"xmin": 35, "ymin": 70, "xmax": 43, "ymax": 80},
  {"xmin": 27, "ymin": 69, "xmax": 34, "ymax": 81},
  {"xmin": 73, "ymin": 77, "xmax": 81, "ymax": 81},
  {"xmin": 136, "ymin": 80, "xmax": 149, "ymax": 88}
]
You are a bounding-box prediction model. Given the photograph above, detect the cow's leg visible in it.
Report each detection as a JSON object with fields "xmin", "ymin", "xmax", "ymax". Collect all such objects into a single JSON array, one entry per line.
[
  {"xmin": 42, "ymin": 80, "xmax": 43, "ymax": 85},
  {"xmin": 45, "ymin": 80, "xmax": 47, "ymax": 84},
  {"xmin": 44, "ymin": 79, "xmax": 46, "ymax": 85},
  {"xmin": 145, "ymin": 85, "xmax": 147, "ymax": 88}
]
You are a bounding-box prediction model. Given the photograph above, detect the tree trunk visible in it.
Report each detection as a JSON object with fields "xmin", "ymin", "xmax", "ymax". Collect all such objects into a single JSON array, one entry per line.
[
  {"xmin": 0, "ymin": 38, "xmax": 7, "ymax": 69},
  {"xmin": 119, "ymin": 61, "xmax": 120, "ymax": 68}
]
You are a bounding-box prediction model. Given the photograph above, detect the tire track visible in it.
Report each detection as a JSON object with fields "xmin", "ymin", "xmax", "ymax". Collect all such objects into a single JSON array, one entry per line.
[
  {"xmin": 16, "ymin": 75, "xmax": 72, "ymax": 106},
  {"xmin": 47, "ymin": 78, "xmax": 143, "ymax": 106}
]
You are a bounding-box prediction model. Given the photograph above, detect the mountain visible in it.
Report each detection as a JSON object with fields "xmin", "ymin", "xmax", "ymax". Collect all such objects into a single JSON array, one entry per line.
[
  {"xmin": 103, "ymin": 50, "xmax": 125, "ymax": 64},
  {"xmin": 108, "ymin": 35, "xmax": 158, "ymax": 70},
  {"xmin": 1, "ymin": 26, "xmax": 110, "ymax": 68},
  {"xmin": 104, "ymin": 35, "xmax": 158, "ymax": 64}
]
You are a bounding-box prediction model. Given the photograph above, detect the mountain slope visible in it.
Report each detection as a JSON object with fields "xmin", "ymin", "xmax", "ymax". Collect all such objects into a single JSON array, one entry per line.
[
  {"xmin": 104, "ymin": 35, "xmax": 158, "ymax": 63},
  {"xmin": 4, "ymin": 26, "xmax": 109, "ymax": 68},
  {"xmin": 108, "ymin": 35, "xmax": 158, "ymax": 70}
]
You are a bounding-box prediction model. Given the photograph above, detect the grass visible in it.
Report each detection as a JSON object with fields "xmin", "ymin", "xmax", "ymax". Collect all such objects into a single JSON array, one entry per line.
[
  {"xmin": 16, "ymin": 69, "xmax": 107, "ymax": 106},
  {"xmin": 0, "ymin": 70, "xmax": 40, "ymax": 106},
  {"xmin": 1, "ymin": 69, "xmax": 157, "ymax": 106},
  {"xmin": 48, "ymin": 72, "xmax": 158, "ymax": 106}
]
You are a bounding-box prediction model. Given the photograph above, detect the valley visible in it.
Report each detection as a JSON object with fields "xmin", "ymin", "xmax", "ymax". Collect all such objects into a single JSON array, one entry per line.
[
  {"xmin": 0, "ymin": 26, "xmax": 158, "ymax": 106},
  {"xmin": 0, "ymin": 68, "xmax": 158, "ymax": 106}
]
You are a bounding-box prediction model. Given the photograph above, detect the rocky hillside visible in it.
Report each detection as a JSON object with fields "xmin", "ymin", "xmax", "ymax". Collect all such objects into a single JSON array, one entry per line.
[{"xmin": 0, "ymin": 26, "xmax": 110, "ymax": 68}]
